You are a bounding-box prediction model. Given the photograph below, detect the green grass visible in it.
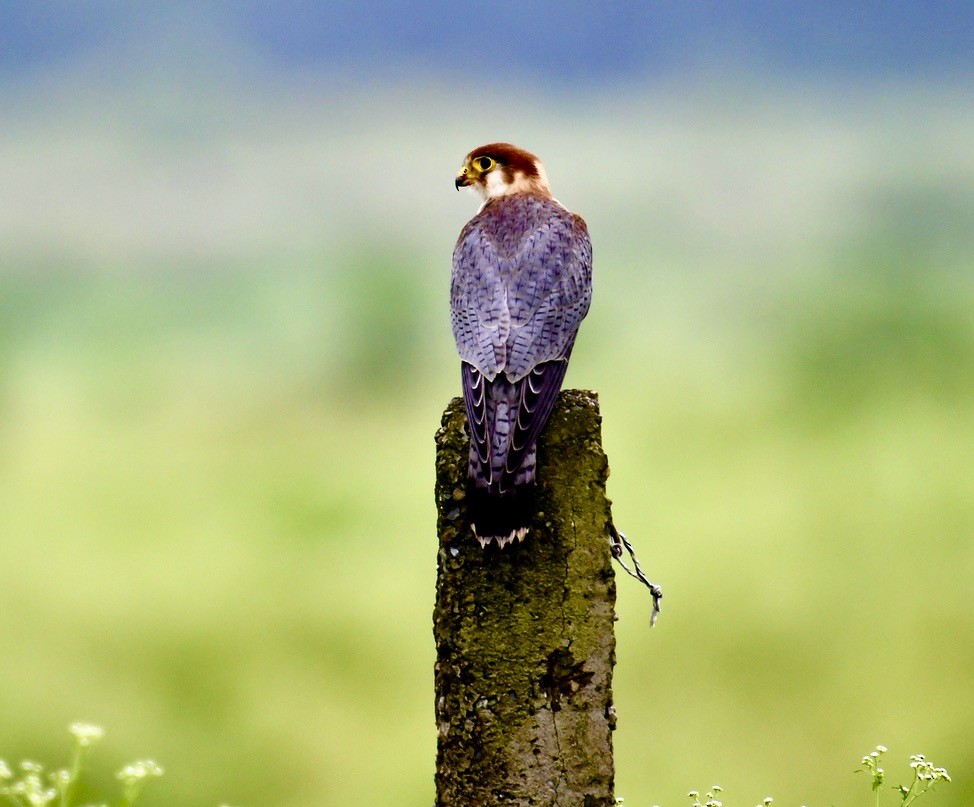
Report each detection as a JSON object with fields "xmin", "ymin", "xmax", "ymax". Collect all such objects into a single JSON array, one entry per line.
[{"xmin": 1, "ymin": 266, "xmax": 969, "ymax": 806}]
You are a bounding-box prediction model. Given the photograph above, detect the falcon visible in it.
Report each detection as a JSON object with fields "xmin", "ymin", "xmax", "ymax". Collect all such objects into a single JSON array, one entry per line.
[{"xmin": 452, "ymin": 143, "xmax": 592, "ymax": 547}]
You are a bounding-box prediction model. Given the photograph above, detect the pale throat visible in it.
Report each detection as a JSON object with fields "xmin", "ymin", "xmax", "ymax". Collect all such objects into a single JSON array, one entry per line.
[{"xmin": 478, "ymin": 164, "xmax": 553, "ymax": 201}]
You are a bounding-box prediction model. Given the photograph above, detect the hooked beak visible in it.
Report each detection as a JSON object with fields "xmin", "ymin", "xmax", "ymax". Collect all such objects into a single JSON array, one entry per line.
[{"xmin": 455, "ymin": 167, "xmax": 472, "ymax": 190}]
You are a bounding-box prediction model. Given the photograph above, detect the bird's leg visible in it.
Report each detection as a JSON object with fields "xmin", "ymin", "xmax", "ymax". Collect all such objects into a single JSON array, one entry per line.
[{"xmin": 609, "ymin": 525, "xmax": 662, "ymax": 627}]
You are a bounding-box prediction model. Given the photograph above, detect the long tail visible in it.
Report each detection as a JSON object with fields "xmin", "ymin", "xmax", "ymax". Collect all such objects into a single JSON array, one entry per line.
[{"xmin": 462, "ymin": 362, "xmax": 567, "ymax": 547}]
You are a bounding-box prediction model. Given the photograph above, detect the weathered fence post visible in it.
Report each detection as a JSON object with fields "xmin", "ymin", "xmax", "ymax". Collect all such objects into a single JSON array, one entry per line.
[{"xmin": 433, "ymin": 389, "xmax": 618, "ymax": 807}]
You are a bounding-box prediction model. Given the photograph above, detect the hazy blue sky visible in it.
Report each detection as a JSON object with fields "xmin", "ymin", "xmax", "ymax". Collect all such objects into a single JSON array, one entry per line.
[{"xmin": 2, "ymin": 2, "xmax": 972, "ymax": 86}]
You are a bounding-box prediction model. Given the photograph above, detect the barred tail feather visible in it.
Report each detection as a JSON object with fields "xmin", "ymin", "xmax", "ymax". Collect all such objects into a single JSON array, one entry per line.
[{"xmin": 460, "ymin": 359, "xmax": 570, "ymax": 547}]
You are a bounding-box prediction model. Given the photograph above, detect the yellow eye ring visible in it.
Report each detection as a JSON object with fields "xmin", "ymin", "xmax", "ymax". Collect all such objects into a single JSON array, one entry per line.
[{"xmin": 473, "ymin": 156, "xmax": 495, "ymax": 172}]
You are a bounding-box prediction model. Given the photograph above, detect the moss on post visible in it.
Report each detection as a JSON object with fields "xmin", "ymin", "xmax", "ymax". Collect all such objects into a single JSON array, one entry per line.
[{"xmin": 433, "ymin": 390, "xmax": 618, "ymax": 807}]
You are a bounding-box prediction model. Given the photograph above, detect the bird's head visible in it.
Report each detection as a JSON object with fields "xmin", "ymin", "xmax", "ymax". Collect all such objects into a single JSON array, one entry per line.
[{"xmin": 455, "ymin": 143, "xmax": 552, "ymax": 202}]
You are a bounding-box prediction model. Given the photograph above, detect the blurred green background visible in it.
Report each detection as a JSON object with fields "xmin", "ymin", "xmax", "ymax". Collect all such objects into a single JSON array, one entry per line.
[{"xmin": 1, "ymin": 5, "xmax": 973, "ymax": 806}]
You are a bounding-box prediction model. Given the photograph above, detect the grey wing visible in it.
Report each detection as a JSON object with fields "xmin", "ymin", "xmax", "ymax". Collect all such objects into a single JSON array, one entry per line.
[
  {"xmin": 451, "ymin": 222, "xmax": 509, "ymax": 381},
  {"xmin": 451, "ymin": 208, "xmax": 592, "ymax": 381},
  {"xmin": 452, "ymin": 207, "xmax": 592, "ymax": 488},
  {"xmin": 500, "ymin": 211, "xmax": 591, "ymax": 478},
  {"xmin": 505, "ymin": 211, "xmax": 592, "ymax": 380}
]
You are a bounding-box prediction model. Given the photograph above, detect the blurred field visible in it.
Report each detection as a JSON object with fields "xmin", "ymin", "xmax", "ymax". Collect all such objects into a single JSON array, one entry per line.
[{"xmin": 1, "ymin": 76, "xmax": 972, "ymax": 806}]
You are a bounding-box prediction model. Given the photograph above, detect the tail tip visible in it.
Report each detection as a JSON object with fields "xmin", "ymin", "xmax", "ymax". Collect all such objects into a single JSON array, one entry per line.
[
  {"xmin": 468, "ymin": 484, "xmax": 534, "ymax": 549},
  {"xmin": 474, "ymin": 524, "xmax": 529, "ymax": 549}
]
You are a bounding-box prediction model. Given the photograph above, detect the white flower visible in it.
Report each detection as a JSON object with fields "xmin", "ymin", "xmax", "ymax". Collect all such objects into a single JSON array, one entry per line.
[
  {"xmin": 116, "ymin": 760, "xmax": 164, "ymax": 784},
  {"xmin": 69, "ymin": 723, "xmax": 105, "ymax": 748}
]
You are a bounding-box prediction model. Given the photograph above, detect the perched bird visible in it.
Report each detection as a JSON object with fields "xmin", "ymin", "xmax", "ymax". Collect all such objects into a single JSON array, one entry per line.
[{"xmin": 452, "ymin": 143, "xmax": 592, "ymax": 547}]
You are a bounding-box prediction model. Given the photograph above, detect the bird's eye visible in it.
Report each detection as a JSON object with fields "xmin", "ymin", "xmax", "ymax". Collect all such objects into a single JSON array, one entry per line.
[{"xmin": 474, "ymin": 156, "xmax": 495, "ymax": 172}]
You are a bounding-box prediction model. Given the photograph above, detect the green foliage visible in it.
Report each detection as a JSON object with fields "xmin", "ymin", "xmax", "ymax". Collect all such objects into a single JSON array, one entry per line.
[
  {"xmin": 662, "ymin": 748, "xmax": 952, "ymax": 807},
  {"xmin": 859, "ymin": 747, "xmax": 952, "ymax": 807},
  {"xmin": 0, "ymin": 725, "xmax": 162, "ymax": 807},
  {"xmin": 782, "ymin": 281, "xmax": 974, "ymax": 419}
]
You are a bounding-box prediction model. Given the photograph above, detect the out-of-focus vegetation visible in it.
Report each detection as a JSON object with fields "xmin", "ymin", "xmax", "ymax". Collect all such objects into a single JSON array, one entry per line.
[
  {"xmin": 0, "ymin": 723, "xmax": 163, "ymax": 806},
  {"xmin": 0, "ymin": 75, "xmax": 972, "ymax": 807}
]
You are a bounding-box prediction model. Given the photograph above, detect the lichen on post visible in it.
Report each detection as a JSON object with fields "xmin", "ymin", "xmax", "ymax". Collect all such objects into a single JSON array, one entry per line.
[{"xmin": 433, "ymin": 389, "xmax": 618, "ymax": 807}]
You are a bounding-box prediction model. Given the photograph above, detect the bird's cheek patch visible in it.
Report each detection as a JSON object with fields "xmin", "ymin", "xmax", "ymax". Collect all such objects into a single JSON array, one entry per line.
[{"xmin": 483, "ymin": 168, "xmax": 510, "ymax": 197}]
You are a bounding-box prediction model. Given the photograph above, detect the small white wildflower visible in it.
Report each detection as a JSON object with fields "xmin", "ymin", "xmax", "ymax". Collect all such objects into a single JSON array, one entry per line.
[
  {"xmin": 20, "ymin": 761, "xmax": 43, "ymax": 774},
  {"xmin": 117, "ymin": 760, "xmax": 164, "ymax": 783},
  {"xmin": 12, "ymin": 771, "xmax": 56, "ymax": 806},
  {"xmin": 876, "ymin": 744, "xmax": 887, "ymax": 753},
  {"xmin": 0, "ymin": 760, "xmax": 12, "ymax": 779},
  {"xmin": 116, "ymin": 759, "xmax": 164, "ymax": 803},
  {"xmin": 69, "ymin": 723, "xmax": 105, "ymax": 748},
  {"xmin": 30, "ymin": 788, "xmax": 57, "ymax": 806},
  {"xmin": 764, "ymin": 798, "xmax": 774, "ymax": 806},
  {"xmin": 49, "ymin": 769, "xmax": 71, "ymax": 791},
  {"xmin": 688, "ymin": 791, "xmax": 699, "ymax": 798},
  {"xmin": 712, "ymin": 785, "xmax": 722, "ymax": 793}
]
